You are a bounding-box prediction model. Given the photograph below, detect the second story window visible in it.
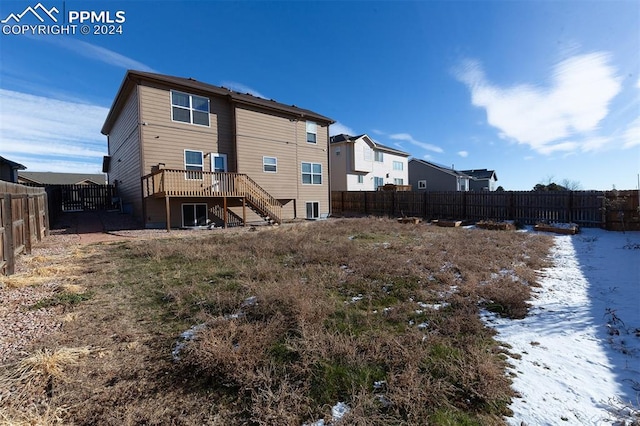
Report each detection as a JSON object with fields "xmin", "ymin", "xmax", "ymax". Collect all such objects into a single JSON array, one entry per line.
[
  {"xmin": 374, "ymin": 151, "xmax": 384, "ymax": 162},
  {"xmin": 302, "ymin": 162, "xmax": 322, "ymax": 184},
  {"xmin": 393, "ymin": 161, "xmax": 403, "ymax": 171},
  {"xmin": 306, "ymin": 121, "xmax": 317, "ymax": 144},
  {"xmin": 171, "ymin": 91, "xmax": 210, "ymax": 126},
  {"xmin": 263, "ymin": 156, "xmax": 277, "ymax": 173}
]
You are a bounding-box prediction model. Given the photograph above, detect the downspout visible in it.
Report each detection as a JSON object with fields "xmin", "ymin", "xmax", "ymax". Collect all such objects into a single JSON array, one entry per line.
[
  {"xmin": 327, "ymin": 122, "xmax": 332, "ymax": 218},
  {"xmin": 294, "ymin": 115, "xmax": 299, "ymax": 219},
  {"xmin": 136, "ymin": 84, "xmax": 148, "ymax": 228}
]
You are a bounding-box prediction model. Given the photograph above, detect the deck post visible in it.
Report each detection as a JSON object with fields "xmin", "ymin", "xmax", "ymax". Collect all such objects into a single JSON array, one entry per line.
[
  {"xmin": 223, "ymin": 197, "xmax": 228, "ymax": 229},
  {"xmin": 242, "ymin": 197, "xmax": 247, "ymax": 226},
  {"xmin": 165, "ymin": 196, "xmax": 171, "ymax": 232}
]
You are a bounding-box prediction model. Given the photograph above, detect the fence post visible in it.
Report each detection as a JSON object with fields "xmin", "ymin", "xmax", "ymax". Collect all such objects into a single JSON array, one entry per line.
[
  {"xmin": 23, "ymin": 195, "xmax": 31, "ymax": 254},
  {"xmin": 3, "ymin": 195, "xmax": 15, "ymax": 275}
]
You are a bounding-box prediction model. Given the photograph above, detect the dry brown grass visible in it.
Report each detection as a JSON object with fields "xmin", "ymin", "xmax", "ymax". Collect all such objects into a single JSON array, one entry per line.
[{"xmin": 0, "ymin": 218, "xmax": 553, "ymax": 425}]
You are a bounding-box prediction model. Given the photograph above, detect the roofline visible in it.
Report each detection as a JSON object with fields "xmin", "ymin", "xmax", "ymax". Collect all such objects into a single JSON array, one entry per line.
[
  {"xmin": 330, "ymin": 134, "xmax": 410, "ymax": 157},
  {"xmin": 102, "ymin": 70, "xmax": 335, "ymax": 135},
  {"xmin": 0, "ymin": 156, "xmax": 27, "ymax": 170},
  {"xmin": 409, "ymin": 158, "xmax": 472, "ymax": 178}
]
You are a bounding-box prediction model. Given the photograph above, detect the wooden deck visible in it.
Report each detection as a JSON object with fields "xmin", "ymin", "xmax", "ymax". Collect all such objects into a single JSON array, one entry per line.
[{"xmin": 141, "ymin": 169, "xmax": 282, "ymax": 229}]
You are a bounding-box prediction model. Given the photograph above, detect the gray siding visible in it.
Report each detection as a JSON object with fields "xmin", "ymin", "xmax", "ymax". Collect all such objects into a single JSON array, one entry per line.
[
  {"xmin": 408, "ymin": 160, "xmax": 458, "ymax": 191},
  {"xmin": 107, "ymin": 88, "xmax": 142, "ymax": 218}
]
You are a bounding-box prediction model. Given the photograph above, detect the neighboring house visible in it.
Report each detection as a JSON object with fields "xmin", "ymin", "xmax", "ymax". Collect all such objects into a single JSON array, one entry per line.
[
  {"xmin": 408, "ymin": 159, "xmax": 472, "ymax": 192},
  {"xmin": 329, "ymin": 134, "xmax": 410, "ymax": 191},
  {"xmin": 461, "ymin": 169, "xmax": 498, "ymax": 191},
  {"xmin": 0, "ymin": 156, "xmax": 26, "ymax": 183},
  {"xmin": 18, "ymin": 172, "xmax": 107, "ymax": 186},
  {"xmin": 101, "ymin": 70, "xmax": 334, "ymax": 229}
]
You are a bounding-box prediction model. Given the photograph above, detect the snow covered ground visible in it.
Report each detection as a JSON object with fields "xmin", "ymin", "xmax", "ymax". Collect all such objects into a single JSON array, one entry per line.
[{"xmin": 484, "ymin": 228, "xmax": 640, "ymax": 425}]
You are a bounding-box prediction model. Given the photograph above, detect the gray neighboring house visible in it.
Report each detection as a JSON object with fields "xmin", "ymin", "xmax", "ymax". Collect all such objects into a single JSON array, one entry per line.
[
  {"xmin": 0, "ymin": 156, "xmax": 27, "ymax": 183},
  {"xmin": 18, "ymin": 172, "xmax": 107, "ymax": 185},
  {"xmin": 408, "ymin": 159, "xmax": 472, "ymax": 191},
  {"xmin": 461, "ymin": 169, "xmax": 498, "ymax": 191}
]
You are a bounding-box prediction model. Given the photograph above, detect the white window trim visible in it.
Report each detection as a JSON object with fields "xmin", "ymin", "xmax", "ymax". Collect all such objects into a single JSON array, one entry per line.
[
  {"xmin": 263, "ymin": 156, "xmax": 277, "ymax": 173},
  {"xmin": 171, "ymin": 90, "xmax": 210, "ymax": 127},
  {"xmin": 393, "ymin": 161, "xmax": 403, "ymax": 171},
  {"xmin": 184, "ymin": 149, "xmax": 204, "ymax": 180},
  {"xmin": 305, "ymin": 201, "xmax": 320, "ymax": 219},
  {"xmin": 374, "ymin": 151, "xmax": 384, "ymax": 162},
  {"xmin": 306, "ymin": 121, "xmax": 317, "ymax": 144},
  {"xmin": 301, "ymin": 162, "xmax": 322, "ymax": 185},
  {"xmin": 211, "ymin": 153, "xmax": 228, "ymax": 172},
  {"xmin": 181, "ymin": 203, "xmax": 208, "ymax": 228}
]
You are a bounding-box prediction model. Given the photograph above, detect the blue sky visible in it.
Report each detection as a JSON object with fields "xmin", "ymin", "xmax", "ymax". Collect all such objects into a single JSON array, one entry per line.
[{"xmin": 0, "ymin": 0, "xmax": 638, "ymax": 190}]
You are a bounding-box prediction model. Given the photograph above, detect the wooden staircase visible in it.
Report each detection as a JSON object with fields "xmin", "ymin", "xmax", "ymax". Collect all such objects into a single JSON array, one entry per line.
[{"xmin": 237, "ymin": 174, "xmax": 282, "ymax": 225}]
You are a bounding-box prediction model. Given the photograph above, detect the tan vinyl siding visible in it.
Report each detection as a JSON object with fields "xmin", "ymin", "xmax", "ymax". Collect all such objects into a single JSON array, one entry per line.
[
  {"xmin": 235, "ymin": 105, "xmax": 298, "ymax": 199},
  {"xmin": 296, "ymin": 120, "xmax": 330, "ymax": 218},
  {"xmin": 138, "ymin": 85, "xmax": 234, "ymax": 174},
  {"xmin": 235, "ymin": 106, "xmax": 330, "ymax": 219},
  {"xmin": 329, "ymin": 141, "xmax": 349, "ymax": 191},
  {"xmin": 106, "ymin": 88, "xmax": 142, "ymax": 218}
]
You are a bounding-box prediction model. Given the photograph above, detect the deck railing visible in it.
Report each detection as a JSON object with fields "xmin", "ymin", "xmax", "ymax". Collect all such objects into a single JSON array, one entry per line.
[{"xmin": 142, "ymin": 169, "xmax": 282, "ymax": 224}]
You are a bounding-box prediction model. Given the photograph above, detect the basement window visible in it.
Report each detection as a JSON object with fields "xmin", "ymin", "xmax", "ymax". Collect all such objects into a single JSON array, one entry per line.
[
  {"xmin": 306, "ymin": 201, "xmax": 319, "ymax": 219},
  {"xmin": 182, "ymin": 203, "xmax": 208, "ymax": 227}
]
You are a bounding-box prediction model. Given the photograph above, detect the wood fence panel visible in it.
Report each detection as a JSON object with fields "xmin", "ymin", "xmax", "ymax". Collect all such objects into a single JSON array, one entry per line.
[
  {"xmin": 332, "ymin": 189, "xmax": 640, "ymax": 230},
  {"xmin": 0, "ymin": 183, "xmax": 49, "ymax": 276}
]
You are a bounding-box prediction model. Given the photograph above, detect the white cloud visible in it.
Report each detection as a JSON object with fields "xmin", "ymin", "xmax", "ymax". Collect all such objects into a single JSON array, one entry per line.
[
  {"xmin": 389, "ymin": 133, "xmax": 443, "ymax": 153},
  {"xmin": 622, "ymin": 117, "xmax": 640, "ymax": 149},
  {"xmin": 220, "ymin": 81, "xmax": 267, "ymax": 99},
  {"xmin": 43, "ymin": 38, "xmax": 156, "ymax": 72},
  {"xmin": 330, "ymin": 122, "xmax": 356, "ymax": 136},
  {"xmin": 457, "ymin": 150, "xmax": 469, "ymax": 158},
  {"xmin": 455, "ymin": 53, "xmax": 622, "ymax": 155},
  {"xmin": 0, "ymin": 89, "xmax": 107, "ymax": 172}
]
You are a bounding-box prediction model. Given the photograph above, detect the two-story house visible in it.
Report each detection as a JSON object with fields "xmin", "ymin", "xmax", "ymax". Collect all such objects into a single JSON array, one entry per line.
[
  {"xmin": 101, "ymin": 70, "xmax": 334, "ymax": 229},
  {"xmin": 408, "ymin": 159, "xmax": 472, "ymax": 192},
  {"xmin": 329, "ymin": 134, "xmax": 410, "ymax": 191},
  {"xmin": 460, "ymin": 169, "xmax": 498, "ymax": 191}
]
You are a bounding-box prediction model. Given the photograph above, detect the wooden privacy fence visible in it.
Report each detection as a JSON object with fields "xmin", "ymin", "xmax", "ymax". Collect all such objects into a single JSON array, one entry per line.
[
  {"xmin": 332, "ymin": 190, "xmax": 640, "ymax": 230},
  {"xmin": 0, "ymin": 182, "xmax": 49, "ymax": 276}
]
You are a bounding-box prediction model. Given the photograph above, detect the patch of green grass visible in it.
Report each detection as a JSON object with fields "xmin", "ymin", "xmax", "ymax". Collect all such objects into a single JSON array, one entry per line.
[
  {"xmin": 32, "ymin": 291, "xmax": 93, "ymax": 309},
  {"xmin": 310, "ymin": 360, "xmax": 386, "ymax": 406},
  {"xmin": 268, "ymin": 340, "xmax": 300, "ymax": 364},
  {"xmin": 430, "ymin": 409, "xmax": 482, "ymax": 426},
  {"xmin": 324, "ymin": 309, "xmax": 371, "ymax": 336}
]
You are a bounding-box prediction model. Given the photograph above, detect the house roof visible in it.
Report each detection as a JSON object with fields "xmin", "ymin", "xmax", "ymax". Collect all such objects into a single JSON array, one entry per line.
[
  {"xmin": 461, "ymin": 169, "xmax": 498, "ymax": 181},
  {"xmin": 0, "ymin": 156, "xmax": 27, "ymax": 171},
  {"xmin": 102, "ymin": 70, "xmax": 335, "ymax": 135},
  {"xmin": 18, "ymin": 172, "xmax": 106, "ymax": 185},
  {"xmin": 409, "ymin": 159, "xmax": 472, "ymax": 178},
  {"xmin": 330, "ymin": 133, "xmax": 410, "ymax": 157}
]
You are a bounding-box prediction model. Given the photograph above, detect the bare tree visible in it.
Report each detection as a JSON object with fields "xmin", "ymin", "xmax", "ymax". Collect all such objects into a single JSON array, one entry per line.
[{"xmin": 560, "ymin": 179, "xmax": 582, "ymax": 191}]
